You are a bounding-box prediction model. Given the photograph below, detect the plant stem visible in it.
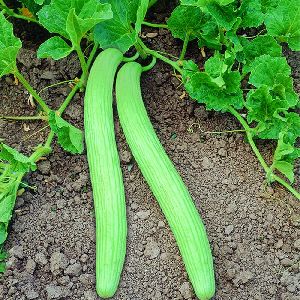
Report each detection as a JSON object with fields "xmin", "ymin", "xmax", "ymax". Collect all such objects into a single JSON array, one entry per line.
[
  {"xmin": 273, "ymin": 175, "xmax": 300, "ymax": 200},
  {"xmin": 179, "ymin": 32, "xmax": 190, "ymax": 61},
  {"xmin": 137, "ymin": 38, "xmax": 182, "ymax": 73},
  {"xmin": 23, "ymin": 125, "xmax": 49, "ymax": 142},
  {"xmin": 44, "ymin": 131, "xmax": 55, "ymax": 149},
  {"xmin": 75, "ymin": 46, "xmax": 88, "ymax": 81},
  {"xmin": 142, "ymin": 57, "xmax": 157, "ymax": 72},
  {"xmin": 57, "ymin": 84, "xmax": 80, "ymax": 114},
  {"xmin": 38, "ymin": 80, "xmax": 75, "ymax": 95},
  {"xmin": 123, "ymin": 52, "xmax": 140, "ymax": 62},
  {"xmin": 14, "ymin": 70, "xmax": 51, "ymax": 114},
  {"xmin": 228, "ymin": 106, "xmax": 300, "ymax": 200},
  {"xmin": 204, "ymin": 129, "xmax": 246, "ymax": 134},
  {"xmin": 219, "ymin": 28, "xmax": 225, "ymax": 44},
  {"xmin": 0, "ymin": 2, "xmax": 39, "ymax": 23},
  {"xmin": 9, "ymin": 12, "xmax": 39, "ymax": 23},
  {"xmin": 148, "ymin": 0, "xmax": 158, "ymax": 8},
  {"xmin": 228, "ymin": 106, "xmax": 269, "ymax": 172},
  {"xmin": 58, "ymin": 42, "xmax": 99, "ymax": 114},
  {"xmin": 86, "ymin": 43, "xmax": 99, "ymax": 69},
  {"xmin": 29, "ymin": 131, "xmax": 54, "ymax": 163},
  {"xmin": 0, "ymin": 115, "xmax": 47, "ymax": 121},
  {"xmin": 244, "ymin": 29, "xmax": 266, "ymax": 39},
  {"xmin": 142, "ymin": 21, "xmax": 168, "ymax": 29},
  {"xmin": 134, "ymin": 41, "xmax": 148, "ymax": 59}
]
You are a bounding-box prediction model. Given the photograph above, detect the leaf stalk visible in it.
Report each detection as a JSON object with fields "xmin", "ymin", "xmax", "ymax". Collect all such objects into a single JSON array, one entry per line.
[
  {"xmin": 14, "ymin": 70, "xmax": 51, "ymax": 114},
  {"xmin": 228, "ymin": 106, "xmax": 300, "ymax": 200}
]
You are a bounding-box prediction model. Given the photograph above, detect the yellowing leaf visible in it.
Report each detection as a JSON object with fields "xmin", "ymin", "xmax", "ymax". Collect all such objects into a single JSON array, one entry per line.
[{"xmin": 20, "ymin": 7, "xmax": 34, "ymax": 19}]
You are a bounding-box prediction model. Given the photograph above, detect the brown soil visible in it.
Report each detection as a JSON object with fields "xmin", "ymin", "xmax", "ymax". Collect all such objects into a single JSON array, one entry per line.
[{"xmin": 0, "ymin": 8, "xmax": 300, "ymax": 300}]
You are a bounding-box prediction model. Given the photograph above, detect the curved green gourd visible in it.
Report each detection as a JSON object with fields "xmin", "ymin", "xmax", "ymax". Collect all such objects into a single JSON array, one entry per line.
[
  {"xmin": 84, "ymin": 48, "xmax": 126, "ymax": 298},
  {"xmin": 116, "ymin": 62, "xmax": 215, "ymax": 300}
]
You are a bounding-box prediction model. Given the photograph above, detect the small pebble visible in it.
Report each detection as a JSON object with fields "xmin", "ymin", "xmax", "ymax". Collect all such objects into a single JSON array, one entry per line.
[
  {"xmin": 144, "ymin": 240, "xmax": 160, "ymax": 259},
  {"xmin": 293, "ymin": 238, "xmax": 300, "ymax": 250},
  {"xmin": 225, "ymin": 225, "xmax": 234, "ymax": 235},
  {"xmin": 136, "ymin": 210, "xmax": 151, "ymax": 220}
]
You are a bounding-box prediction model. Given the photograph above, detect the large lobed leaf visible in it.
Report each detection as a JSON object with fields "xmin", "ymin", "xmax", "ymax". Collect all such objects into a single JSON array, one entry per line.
[
  {"xmin": 167, "ymin": 5, "xmax": 221, "ymax": 49},
  {"xmin": 183, "ymin": 58, "xmax": 243, "ymax": 111},
  {"xmin": 94, "ymin": 0, "xmax": 149, "ymax": 53},
  {"xmin": 37, "ymin": 0, "xmax": 112, "ymax": 59},
  {"xmin": 265, "ymin": 0, "xmax": 300, "ymax": 51},
  {"xmin": 0, "ymin": 13, "xmax": 22, "ymax": 77}
]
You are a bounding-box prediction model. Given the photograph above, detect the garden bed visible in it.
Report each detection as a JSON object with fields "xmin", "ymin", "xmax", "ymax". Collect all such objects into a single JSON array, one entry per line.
[{"xmin": 0, "ymin": 1, "xmax": 300, "ymax": 299}]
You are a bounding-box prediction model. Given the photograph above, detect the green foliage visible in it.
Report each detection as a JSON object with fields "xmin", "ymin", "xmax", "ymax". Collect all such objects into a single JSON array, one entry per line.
[
  {"xmin": 37, "ymin": 36, "xmax": 73, "ymax": 60},
  {"xmin": 0, "ymin": 143, "xmax": 35, "ymax": 272},
  {"xmin": 271, "ymin": 134, "xmax": 299, "ymax": 183},
  {"xmin": 240, "ymin": 35, "xmax": 282, "ymax": 73},
  {"xmin": 0, "ymin": 144, "xmax": 36, "ymax": 173},
  {"xmin": 265, "ymin": 0, "xmax": 300, "ymax": 51},
  {"xmin": 18, "ymin": 0, "xmax": 50, "ymax": 14},
  {"xmin": 37, "ymin": 0, "xmax": 112, "ymax": 59},
  {"xmin": 177, "ymin": 0, "xmax": 300, "ymax": 185},
  {"xmin": 183, "ymin": 56, "xmax": 243, "ymax": 111},
  {"xmin": 0, "ymin": 250, "xmax": 7, "ymax": 273},
  {"xmin": 239, "ymin": 0, "xmax": 264, "ymax": 28},
  {"xmin": 1, "ymin": 0, "xmax": 300, "ymax": 278},
  {"xmin": 48, "ymin": 111, "xmax": 84, "ymax": 154},
  {"xmin": 167, "ymin": 5, "xmax": 220, "ymax": 48},
  {"xmin": 0, "ymin": 13, "xmax": 22, "ymax": 76},
  {"xmin": 94, "ymin": 0, "xmax": 149, "ymax": 53}
]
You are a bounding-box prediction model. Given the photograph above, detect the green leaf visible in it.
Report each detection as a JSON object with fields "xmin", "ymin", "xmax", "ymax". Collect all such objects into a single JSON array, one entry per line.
[
  {"xmin": 37, "ymin": 1, "xmax": 72, "ymax": 38},
  {"xmin": 240, "ymin": 36, "xmax": 282, "ymax": 72},
  {"xmin": 272, "ymin": 134, "xmax": 299, "ymax": 182},
  {"xmin": 180, "ymin": 0, "xmax": 236, "ymax": 6},
  {"xmin": 256, "ymin": 112, "xmax": 300, "ymax": 141},
  {"xmin": 272, "ymin": 74, "xmax": 299, "ymax": 108},
  {"xmin": 136, "ymin": 0, "xmax": 149, "ymax": 34},
  {"xmin": 0, "ymin": 262, "xmax": 5, "ymax": 273},
  {"xmin": 265, "ymin": 0, "xmax": 300, "ymax": 51},
  {"xmin": 168, "ymin": 5, "xmax": 207, "ymax": 41},
  {"xmin": 246, "ymin": 85, "xmax": 289, "ymax": 124},
  {"xmin": 38, "ymin": 0, "xmax": 112, "ymax": 52},
  {"xmin": 37, "ymin": 36, "xmax": 73, "ymax": 60},
  {"xmin": 206, "ymin": 2, "xmax": 237, "ymax": 30},
  {"xmin": 0, "ymin": 251, "xmax": 7, "ymax": 261},
  {"xmin": 0, "ymin": 13, "xmax": 22, "ymax": 77},
  {"xmin": 66, "ymin": 2, "xmax": 113, "ymax": 46},
  {"xmin": 260, "ymin": 0, "xmax": 277, "ymax": 13},
  {"xmin": 48, "ymin": 111, "xmax": 84, "ymax": 154},
  {"xmin": 0, "ymin": 223, "xmax": 7, "ymax": 245},
  {"xmin": 0, "ymin": 144, "xmax": 36, "ymax": 173},
  {"xmin": 247, "ymin": 55, "xmax": 298, "ymax": 109},
  {"xmin": 273, "ymin": 160, "xmax": 294, "ymax": 182},
  {"xmin": 225, "ymin": 17, "xmax": 243, "ymax": 51},
  {"xmin": 183, "ymin": 60, "xmax": 243, "ymax": 111},
  {"xmin": 198, "ymin": 18, "xmax": 221, "ymax": 49},
  {"xmin": 0, "ymin": 193, "xmax": 16, "ymax": 223},
  {"xmin": 167, "ymin": 5, "xmax": 221, "ymax": 49},
  {"xmin": 94, "ymin": 0, "xmax": 149, "ymax": 53},
  {"xmin": 239, "ymin": 0, "xmax": 264, "ymax": 28},
  {"xmin": 249, "ymin": 55, "xmax": 291, "ymax": 88},
  {"xmin": 205, "ymin": 53, "xmax": 227, "ymax": 77}
]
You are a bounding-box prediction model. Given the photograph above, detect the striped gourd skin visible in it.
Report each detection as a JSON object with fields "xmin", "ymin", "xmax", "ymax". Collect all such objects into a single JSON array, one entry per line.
[
  {"xmin": 116, "ymin": 62, "xmax": 215, "ymax": 300},
  {"xmin": 84, "ymin": 48, "xmax": 126, "ymax": 298}
]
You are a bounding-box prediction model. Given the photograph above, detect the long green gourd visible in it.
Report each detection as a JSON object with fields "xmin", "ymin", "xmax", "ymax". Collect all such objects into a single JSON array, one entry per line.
[
  {"xmin": 84, "ymin": 48, "xmax": 126, "ymax": 298},
  {"xmin": 116, "ymin": 62, "xmax": 215, "ymax": 300}
]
